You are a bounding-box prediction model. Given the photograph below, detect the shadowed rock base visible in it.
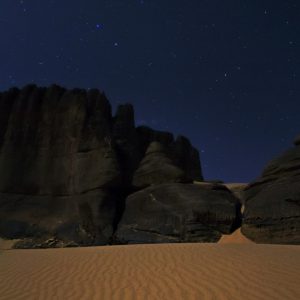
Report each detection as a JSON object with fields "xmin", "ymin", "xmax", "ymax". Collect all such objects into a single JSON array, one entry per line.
[
  {"xmin": 115, "ymin": 183, "xmax": 241, "ymax": 244},
  {"xmin": 242, "ymin": 137, "xmax": 300, "ymax": 244}
]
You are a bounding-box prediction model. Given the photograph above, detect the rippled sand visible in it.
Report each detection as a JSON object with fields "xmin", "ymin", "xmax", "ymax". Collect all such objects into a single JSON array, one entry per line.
[{"xmin": 1, "ymin": 232, "xmax": 299, "ymax": 300}]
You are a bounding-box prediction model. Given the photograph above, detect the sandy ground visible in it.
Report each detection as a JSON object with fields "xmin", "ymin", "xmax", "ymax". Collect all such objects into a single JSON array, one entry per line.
[
  {"xmin": 218, "ymin": 228, "xmax": 253, "ymax": 244},
  {"xmin": 224, "ymin": 183, "xmax": 248, "ymax": 189},
  {"xmin": 0, "ymin": 238, "xmax": 20, "ymax": 250},
  {"xmin": 1, "ymin": 231, "xmax": 299, "ymax": 300}
]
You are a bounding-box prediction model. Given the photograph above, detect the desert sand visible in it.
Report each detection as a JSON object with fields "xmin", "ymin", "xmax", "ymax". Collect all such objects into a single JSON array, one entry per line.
[
  {"xmin": 0, "ymin": 238, "xmax": 20, "ymax": 250},
  {"xmin": 218, "ymin": 228, "xmax": 253, "ymax": 244},
  {"xmin": 1, "ymin": 231, "xmax": 300, "ymax": 300}
]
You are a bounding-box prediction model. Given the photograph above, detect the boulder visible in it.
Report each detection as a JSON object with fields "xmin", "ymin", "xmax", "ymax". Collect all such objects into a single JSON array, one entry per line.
[
  {"xmin": 115, "ymin": 183, "xmax": 241, "ymax": 244},
  {"xmin": 132, "ymin": 142, "xmax": 189, "ymax": 189},
  {"xmin": 242, "ymin": 139, "xmax": 300, "ymax": 244}
]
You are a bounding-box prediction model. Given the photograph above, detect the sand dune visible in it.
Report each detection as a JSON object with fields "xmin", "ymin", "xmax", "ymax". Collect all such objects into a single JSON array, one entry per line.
[
  {"xmin": 0, "ymin": 241, "xmax": 299, "ymax": 300},
  {"xmin": 0, "ymin": 238, "xmax": 20, "ymax": 250},
  {"xmin": 218, "ymin": 228, "xmax": 253, "ymax": 244}
]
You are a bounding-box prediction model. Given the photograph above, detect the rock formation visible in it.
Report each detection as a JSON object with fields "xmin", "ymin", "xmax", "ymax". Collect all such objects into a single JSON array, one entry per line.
[
  {"xmin": 136, "ymin": 126, "xmax": 203, "ymax": 182},
  {"xmin": 113, "ymin": 104, "xmax": 140, "ymax": 186},
  {"xmin": 132, "ymin": 141, "xmax": 189, "ymax": 189},
  {"xmin": 242, "ymin": 136, "xmax": 300, "ymax": 244},
  {"xmin": 0, "ymin": 85, "xmax": 125, "ymax": 247},
  {"xmin": 3, "ymin": 84, "xmax": 296, "ymax": 247},
  {"xmin": 115, "ymin": 182, "xmax": 241, "ymax": 244},
  {"xmin": 224, "ymin": 183, "xmax": 248, "ymax": 206},
  {"xmin": 0, "ymin": 84, "xmax": 205, "ymax": 247}
]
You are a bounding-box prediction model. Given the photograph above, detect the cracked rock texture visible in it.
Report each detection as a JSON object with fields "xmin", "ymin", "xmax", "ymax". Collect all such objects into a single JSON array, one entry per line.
[
  {"xmin": 115, "ymin": 183, "xmax": 241, "ymax": 244},
  {"xmin": 242, "ymin": 136, "xmax": 300, "ymax": 244}
]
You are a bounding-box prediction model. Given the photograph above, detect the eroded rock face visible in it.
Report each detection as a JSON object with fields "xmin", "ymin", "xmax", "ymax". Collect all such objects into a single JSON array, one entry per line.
[
  {"xmin": 132, "ymin": 142, "xmax": 189, "ymax": 189},
  {"xmin": 173, "ymin": 136, "xmax": 203, "ymax": 181},
  {"xmin": 242, "ymin": 138, "xmax": 300, "ymax": 244},
  {"xmin": 115, "ymin": 183, "xmax": 241, "ymax": 244},
  {"xmin": 0, "ymin": 85, "xmax": 122, "ymax": 195},
  {"xmin": 113, "ymin": 104, "xmax": 140, "ymax": 186},
  {"xmin": 0, "ymin": 85, "xmax": 125, "ymax": 246},
  {"xmin": 224, "ymin": 183, "xmax": 248, "ymax": 206},
  {"xmin": 0, "ymin": 84, "xmax": 204, "ymax": 247},
  {"xmin": 136, "ymin": 126, "xmax": 203, "ymax": 182}
]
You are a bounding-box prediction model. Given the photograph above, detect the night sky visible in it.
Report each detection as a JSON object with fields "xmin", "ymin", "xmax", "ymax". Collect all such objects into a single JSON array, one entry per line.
[{"xmin": 0, "ymin": 0, "xmax": 299, "ymax": 182}]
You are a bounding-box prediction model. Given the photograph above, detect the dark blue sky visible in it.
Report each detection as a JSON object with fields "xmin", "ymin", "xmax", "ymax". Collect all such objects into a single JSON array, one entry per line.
[{"xmin": 0, "ymin": 0, "xmax": 299, "ymax": 182}]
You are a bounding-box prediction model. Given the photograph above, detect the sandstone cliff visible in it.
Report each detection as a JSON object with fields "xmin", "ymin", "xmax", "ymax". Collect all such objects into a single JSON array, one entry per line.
[{"xmin": 0, "ymin": 84, "xmax": 207, "ymax": 247}]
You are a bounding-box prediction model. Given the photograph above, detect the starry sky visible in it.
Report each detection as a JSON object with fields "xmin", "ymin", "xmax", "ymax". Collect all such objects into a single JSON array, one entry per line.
[{"xmin": 0, "ymin": 0, "xmax": 299, "ymax": 182}]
